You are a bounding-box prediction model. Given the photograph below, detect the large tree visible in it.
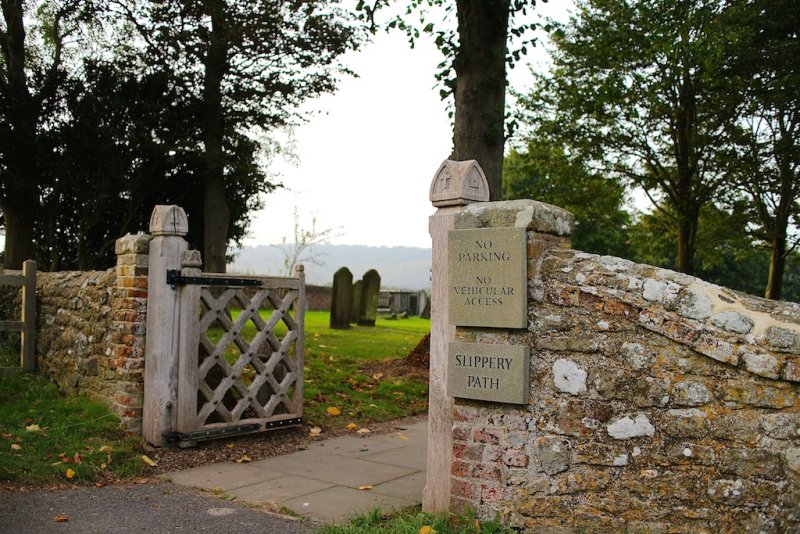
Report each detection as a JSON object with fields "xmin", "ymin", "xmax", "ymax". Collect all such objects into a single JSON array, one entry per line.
[
  {"xmin": 522, "ymin": 0, "xmax": 737, "ymax": 275},
  {"xmin": 0, "ymin": 0, "xmax": 92, "ymax": 268},
  {"xmin": 359, "ymin": 0, "xmax": 543, "ymax": 199},
  {"xmin": 719, "ymin": 0, "xmax": 800, "ymax": 299},
  {"xmin": 138, "ymin": 0, "xmax": 361, "ymax": 272}
]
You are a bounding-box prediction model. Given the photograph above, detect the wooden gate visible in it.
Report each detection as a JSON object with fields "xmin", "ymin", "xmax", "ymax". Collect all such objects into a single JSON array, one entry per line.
[
  {"xmin": 143, "ymin": 205, "xmax": 305, "ymax": 446},
  {"xmin": 165, "ymin": 262, "xmax": 306, "ymax": 445}
]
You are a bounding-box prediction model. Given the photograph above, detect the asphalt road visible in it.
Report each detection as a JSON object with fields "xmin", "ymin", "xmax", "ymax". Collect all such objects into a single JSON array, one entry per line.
[{"xmin": 0, "ymin": 482, "xmax": 315, "ymax": 533}]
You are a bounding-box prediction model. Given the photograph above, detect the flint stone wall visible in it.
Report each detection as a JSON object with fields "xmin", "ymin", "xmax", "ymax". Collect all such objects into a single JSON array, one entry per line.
[
  {"xmin": 34, "ymin": 234, "xmax": 151, "ymax": 432},
  {"xmin": 449, "ymin": 202, "xmax": 799, "ymax": 532}
]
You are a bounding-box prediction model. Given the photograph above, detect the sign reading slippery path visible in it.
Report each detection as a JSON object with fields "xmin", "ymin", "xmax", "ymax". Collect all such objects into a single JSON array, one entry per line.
[{"xmin": 447, "ymin": 342, "xmax": 530, "ymax": 404}]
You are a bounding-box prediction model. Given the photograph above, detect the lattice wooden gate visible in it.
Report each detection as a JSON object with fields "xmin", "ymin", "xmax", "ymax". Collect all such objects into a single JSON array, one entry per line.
[{"xmin": 164, "ymin": 260, "xmax": 305, "ymax": 446}]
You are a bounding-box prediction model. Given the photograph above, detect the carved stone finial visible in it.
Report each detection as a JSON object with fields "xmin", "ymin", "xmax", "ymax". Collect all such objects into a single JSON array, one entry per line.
[
  {"xmin": 429, "ymin": 160, "xmax": 490, "ymax": 207},
  {"xmin": 181, "ymin": 249, "xmax": 202, "ymax": 268},
  {"xmin": 149, "ymin": 205, "xmax": 189, "ymax": 236}
]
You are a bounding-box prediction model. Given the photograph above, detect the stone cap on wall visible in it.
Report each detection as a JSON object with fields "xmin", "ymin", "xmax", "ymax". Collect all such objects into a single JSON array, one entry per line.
[
  {"xmin": 540, "ymin": 249, "xmax": 800, "ymax": 383},
  {"xmin": 115, "ymin": 233, "xmax": 152, "ymax": 255},
  {"xmin": 455, "ymin": 199, "xmax": 574, "ymax": 237}
]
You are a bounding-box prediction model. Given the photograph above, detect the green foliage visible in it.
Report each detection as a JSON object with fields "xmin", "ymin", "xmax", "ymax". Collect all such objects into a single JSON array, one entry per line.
[
  {"xmin": 316, "ymin": 505, "xmax": 515, "ymax": 534},
  {"xmin": 504, "ymin": 138, "xmax": 632, "ymax": 258},
  {"xmin": 0, "ymin": 371, "xmax": 144, "ymax": 484},
  {"xmin": 522, "ymin": 0, "xmax": 739, "ymax": 273},
  {"xmin": 0, "ymin": 1, "xmax": 362, "ymax": 271},
  {"xmin": 628, "ymin": 205, "xmax": 800, "ymax": 302}
]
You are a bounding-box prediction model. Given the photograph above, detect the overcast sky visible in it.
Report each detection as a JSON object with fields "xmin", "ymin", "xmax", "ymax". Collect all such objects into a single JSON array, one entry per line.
[{"xmin": 241, "ymin": 2, "xmax": 571, "ymax": 251}]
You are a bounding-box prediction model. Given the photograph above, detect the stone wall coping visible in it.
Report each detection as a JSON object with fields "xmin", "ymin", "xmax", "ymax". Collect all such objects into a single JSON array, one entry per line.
[
  {"xmin": 115, "ymin": 233, "xmax": 153, "ymax": 255},
  {"xmin": 455, "ymin": 199, "xmax": 574, "ymax": 237},
  {"xmin": 541, "ymin": 249, "xmax": 800, "ymax": 382}
]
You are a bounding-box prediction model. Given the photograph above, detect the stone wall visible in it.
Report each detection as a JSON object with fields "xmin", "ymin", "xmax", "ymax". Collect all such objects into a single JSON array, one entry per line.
[
  {"xmin": 35, "ymin": 234, "xmax": 151, "ymax": 432},
  {"xmin": 448, "ymin": 201, "xmax": 799, "ymax": 532},
  {"xmin": 306, "ymin": 284, "xmax": 331, "ymax": 311}
]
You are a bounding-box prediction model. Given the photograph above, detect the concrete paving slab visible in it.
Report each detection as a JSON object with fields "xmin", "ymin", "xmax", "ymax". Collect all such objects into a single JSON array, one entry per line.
[
  {"xmin": 161, "ymin": 462, "xmax": 282, "ymax": 491},
  {"xmin": 255, "ymin": 453, "xmax": 416, "ymax": 488},
  {"xmin": 306, "ymin": 435, "xmax": 406, "ymax": 458},
  {"xmin": 282, "ymin": 485, "xmax": 416, "ymax": 524},
  {"xmin": 228, "ymin": 474, "xmax": 335, "ymax": 503},
  {"xmin": 371, "ymin": 471, "xmax": 426, "ymax": 502},
  {"xmin": 360, "ymin": 446, "xmax": 428, "ymax": 471}
]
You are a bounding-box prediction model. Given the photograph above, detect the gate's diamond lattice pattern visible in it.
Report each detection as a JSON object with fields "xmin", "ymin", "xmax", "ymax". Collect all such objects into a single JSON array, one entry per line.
[{"xmin": 195, "ymin": 287, "xmax": 301, "ymax": 426}]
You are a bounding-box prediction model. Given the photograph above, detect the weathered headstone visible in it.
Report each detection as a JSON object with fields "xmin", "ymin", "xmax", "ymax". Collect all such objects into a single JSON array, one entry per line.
[
  {"xmin": 350, "ymin": 280, "xmax": 362, "ymax": 324},
  {"xmin": 330, "ymin": 267, "xmax": 353, "ymax": 329},
  {"xmin": 357, "ymin": 269, "xmax": 381, "ymax": 326}
]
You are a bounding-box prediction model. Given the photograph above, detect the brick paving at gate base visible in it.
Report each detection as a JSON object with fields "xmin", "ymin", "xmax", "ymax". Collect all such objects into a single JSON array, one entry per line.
[{"xmin": 162, "ymin": 420, "xmax": 428, "ymax": 523}]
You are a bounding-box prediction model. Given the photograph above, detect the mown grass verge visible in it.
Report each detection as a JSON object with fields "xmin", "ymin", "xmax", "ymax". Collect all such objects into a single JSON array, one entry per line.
[
  {"xmin": 315, "ymin": 506, "xmax": 515, "ymax": 534},
  {"xmin": 0, "ymin": 371, "xmax": 145, "ymax": 485}
]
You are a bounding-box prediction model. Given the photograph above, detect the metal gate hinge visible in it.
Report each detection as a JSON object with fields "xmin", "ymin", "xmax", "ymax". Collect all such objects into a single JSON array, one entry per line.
[{"xmin": 166, "ymin": 269, "xmax": 265, "ymax": 288}]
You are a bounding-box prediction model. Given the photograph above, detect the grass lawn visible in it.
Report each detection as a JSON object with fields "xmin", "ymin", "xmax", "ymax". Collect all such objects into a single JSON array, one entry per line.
[
  {"xmin": 300, "ymin": 311, "xmax": 430, "ymax": 430},
  {"xmin": 0, "ymin": 371, "xmax": 145, "ymax": 485},
  {"xmin": 316, "ymin": 506, "xmax": 515, "ymax": 534}
]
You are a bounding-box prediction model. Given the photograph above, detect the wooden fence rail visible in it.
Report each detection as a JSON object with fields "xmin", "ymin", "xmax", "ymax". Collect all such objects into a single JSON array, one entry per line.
[{"xmin": 0, "ymin": 260, "xmax": 36, "ymax": 371}]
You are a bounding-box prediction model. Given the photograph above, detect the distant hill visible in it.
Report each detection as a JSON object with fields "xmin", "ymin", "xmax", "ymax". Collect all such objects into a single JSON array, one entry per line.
[{"xmin": 228, "ymin": 244, "xmax": 431, "ymax": 290}]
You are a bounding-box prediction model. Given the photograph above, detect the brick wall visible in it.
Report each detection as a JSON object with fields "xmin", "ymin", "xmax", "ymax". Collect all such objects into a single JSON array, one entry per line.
[
  {"xmin": 35, "ymin": 234, "xmax": 151, "ymax": 432},
  {"xmin": 449, "ymin": 204, "xmax": 799, "ymax": 532}
]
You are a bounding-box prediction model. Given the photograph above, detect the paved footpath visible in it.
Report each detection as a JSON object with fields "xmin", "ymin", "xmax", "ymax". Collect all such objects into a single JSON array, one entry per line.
[{"xmin": 163, "ymin": 419, "xmax": 428, "ymax": 524}]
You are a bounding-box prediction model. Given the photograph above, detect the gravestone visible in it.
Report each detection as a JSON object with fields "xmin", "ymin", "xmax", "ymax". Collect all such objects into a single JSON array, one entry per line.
[
  {"xmin": 357, "ymin": 269, "xmax": 381, "ymax": 326},
  {"xmin": 350, "ymin": 280, "xmax": 362, "ymax": 324},
  {"xmin": 329, "ymin": 267, "xmax": 353, "ymax": 329}
]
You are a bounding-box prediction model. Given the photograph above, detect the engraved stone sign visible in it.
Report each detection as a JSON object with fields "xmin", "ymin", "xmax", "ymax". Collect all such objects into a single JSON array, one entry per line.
[
  {"xmin": 448, "ymin": 227, "xmax": 527, "ymax": 328},
  {"xmin": 448, "ymin": 342, "xmax": 530, "ymax": 404}
]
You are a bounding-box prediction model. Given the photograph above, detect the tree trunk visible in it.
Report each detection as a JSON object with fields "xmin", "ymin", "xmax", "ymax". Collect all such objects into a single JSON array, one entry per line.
[
  {"xmin": 201, "ymin": 1, "xmax": 230, "ymax": 273},
  {"xmin": 765, "ymin": 235, "xmax": 785, "ymax": 300},
  {"xmin": 451, "ymin": 0, "xmax": 509, "ymax": 200},
  {"xmin": 1, "ymin": 199, "xmax": 37, "ymax": 269},
  {"xmin": 1, "ymin": 0, "xmax": 40, "ymax": 269},
  {"xmin": 675, "ymin": 210, "xmax": 698, "ymax": 276}
]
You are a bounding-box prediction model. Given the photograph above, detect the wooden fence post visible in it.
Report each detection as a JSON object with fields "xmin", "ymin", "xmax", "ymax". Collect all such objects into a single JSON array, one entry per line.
[
  {"xmin": 423, "ymin": 161, "xmax": 489, "ymax": 513},
  {"xmin": 20, "ymin": 260, "xmax": 36, "ymax": 371},
  {"xmin": 143, "ymin": 205, "xmax": 189, "ymax": 446},
  {"xmin": 294, "ymin": 264, "xmax": 306, "ymax": 417}
]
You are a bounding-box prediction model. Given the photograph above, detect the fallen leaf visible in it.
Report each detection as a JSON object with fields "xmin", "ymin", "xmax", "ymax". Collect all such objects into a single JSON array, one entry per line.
[
  {"xmin": 395, "ymin": 432, "xmax": 408, "ymax": 441},
  {"xmin": 235, "ymin": 455, "xmax": 252, "ymax": 463},
  {"xmin": 65, "ymin": 468, "xmax": 76, "ymax": 479},
  {"xmin": 418, "ymin": 526, "xmax": 437, "ymax": 534},
  {"xmin": 356, "ymin": 428, "xmax": 371, "ymax": 435},
  {"xmin": 318, "ymin": 344, "xmax": 327, "ymax": 348},
  {"xmin": 226, "ymin": 443, "xmax": 235, "ymax": 449},
  {"xmin": 25, "ymin": 424, "xmax": 42, "ymax": 432},
  {"xmin": 95, "ymin": 482, "xmax": 105, "ymax": 488},
  {"xmin": 1, "ymin": 432, "xmax": 12, "ymax": 440},
  {"xmin": 326, "ymin": 406, "xmax": 341, "ymax": 416},
  {"xmin": 73, "ymin": 453, "xmax": 82, "ymax": 464},
  {"xmin": 345, "ymin": 422, "xmax": 358, "ymax": 430},
  {"xmin": 98, "ymin": 445, "xmax": 112, "ymax": 452},
  {"xmin": 10, "ymin": 443, "xmax": 21, "ymax": 451},
  {"xmin": 309, "ymin": 427, "xmax": 322, "ymax": 436},
  {"xmin": 100, "ymin": 463, "xmax": 107, "ymax": 469},
  {"xmin": 52, "ymin": 515, "xmax": 70, "ymax": 523},
  {"xmin": 140, "ymin": 455, "xmax": 157, "ymax": 467},
  {"xmin": 371, "ymin": 372, "xmax": 384, "ymax": 380},
  {"xmin": 358, "ymin": 485, "xmax": 373, "ymax": 491}
]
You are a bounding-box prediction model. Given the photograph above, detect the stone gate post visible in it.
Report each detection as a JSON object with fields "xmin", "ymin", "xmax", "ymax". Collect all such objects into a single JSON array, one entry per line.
[
  {"xmin": 423, "ymin": 160, "xmax": 490, "ymax": 513},
  {"xmin": 143, "ymin": 205, "xmax": 190, "ymax": 446}
]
